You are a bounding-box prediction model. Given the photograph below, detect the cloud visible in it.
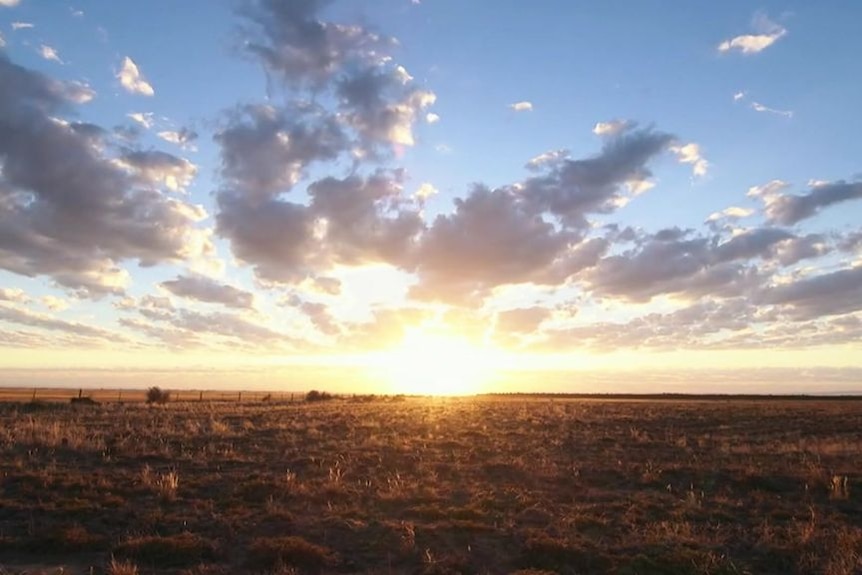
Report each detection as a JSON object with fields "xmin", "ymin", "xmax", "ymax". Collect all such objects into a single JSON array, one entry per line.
[
  {"xmin": 117, "ymin": 56, "xmax": 154, "ymax": 96},
  {"xmin": 526, "ymin": 149, "xmax": 569, "ymax": 171},
  {"xmin": 0, "ymin": 32, "xmax": 4, "ymax": 48},
  {"xmin": 127, "ymin": 112, "xmax": 154, "ymax": 129},
  {"xmin": 414, "ymin": 182, "xmax": 438, "ymax": 201},
  {"xmin": 519, "ymin": 125, "xmax": 676, "ymax": 229},
  {"xmin": 0, "ymin": 303, "xmax": 118, "ymax": 340},
  {"xmin": 733, "ymin": 91, "xmax": 746, "ymax": 102},
  {"xmin": 38, "ymin": 44, "xmax": 63, "ymax": 64},
  {"xmin": 158, "ymin": 128, "xmax": 198, "ymax": 150},
  {"xmin": 240, "ymin": 0, "xmax": 389, "ymax": 89},
  {"xmin": 509, "ymin": 101, "xmax": 533, "ymax": 112},
  {"xmin": 336, "ymin": 67, "xmax": 436, "ymax": 148},
  {"xmin": 764, "ymin": 266, "xmax": 862, "ymax": 320},
  {"xmin": 409, "ymin": 185, "xmax": 579, "ymax": 303},
  {"xmin": 671, "ymin": 142, "xmax": 709, "ymax": 177},
  {"xmin": 0, "ymin": 54, "xmax": 212, "ymax": 296},
  {"xmin": 216, "ymin": 103, "xmax": 346, "ymax": 201},
  {"xmin": 62, "ymin": 81, "xmax": 95, "ymax": 103},
  {"xmin": 496, "ymin": 307, "xmax": 551, "ymax": 334},
  {"xmin": 718, "ymin": 13, "xmax": 787, "ymax": 54},
  {"xmin": 0, "ymin": 0, "xmax": 21, "ymax": 7},
  {"xmin": 0, "ymin": 287, "xmax": 28, "ymax": 303},
  {"xmin": 582, "ymin": 226, "xmax": 821, "ymax": 302},
  {"xmin": 10, "ymin": 22, "xmax": 33, "ymax": 31},
  {"xmin": 425, "ymin": 112, "xmax": 440, "ymax": 124},
  {"xmin": 706, "ymin": 206, "xmax": 754, "ymax": 223},
  {"xmin": 113, "ymin": 150, "xmax": 199, "ymax": 193},
  {"xmin": 41, "ymin": 295, "xmax": 69, "ymax": 311},
  {"xmin": 160, "ymin": 274, "xmax": 255, "ymax": 309},
  {"xmin": 749, "ymin": 179, "xmax": 862, "ymax": 225},
  {"xmin": 750, "ymin": 101, "xmax": 793, "ymax": 118},
  {"xmin": 592, "ymin": 120, "xmax": 631, "ymax": 136}
]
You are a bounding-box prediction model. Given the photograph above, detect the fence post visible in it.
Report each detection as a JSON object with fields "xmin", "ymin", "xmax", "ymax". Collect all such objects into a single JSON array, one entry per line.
[{"xmin": 32, "ymin": 388, "xmax": 37, "ymax": 401}]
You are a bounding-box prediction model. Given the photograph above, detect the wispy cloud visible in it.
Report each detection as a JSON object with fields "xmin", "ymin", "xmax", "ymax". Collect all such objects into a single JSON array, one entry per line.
[
  {"xmin": 751, "ymin": 101, "xmax": 793, "ymax": 118},
  {"xmin": 425, "ymin": 112, "xmax": 440, "ymax": 124},
  {"xmin": 11, "ymin": 21, "xmax": 33, "ymax": 31},
  {"xmin": 127, "ymin": 112, "xmax": 154, "ymax": 129},
  {"xmin": 117, "ymin": 56, "xmax": 154, "ymax": 96},
  {"xmin": 38, "ymin": 44, "xmax": 63, "ymax": 64},
  {"xmin": 733, "ymin": 91, "xmax": 746, "ymax": 102},
  {"xmin": 718, "ymin": 13, "xmax": 787, "ymax": 55},
  {"xmin": 509, "ymin": 101, "xmax": 533, "ymax": 112},
  {"xmin": 0, "ymin": 0, "xmax": 21, "ymax": 7}
]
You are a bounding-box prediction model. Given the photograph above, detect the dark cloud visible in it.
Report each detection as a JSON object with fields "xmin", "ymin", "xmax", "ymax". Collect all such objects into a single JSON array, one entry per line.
[
  {"xmin": 240, "ymin": 0, "xmax": 388, "ymax": 89},
  {"xmin": 0, "ymin": 55, "xmax": 210, "ymax": 295},
  {"xmin": 520, "ymin": 126, "xmax": 675, "ymax": 229},
  {"xmin": 755, "ymin": 180, "xmax": 862, "ymax": 225},
  {"xmin": 763, "ymin": 266, "xmax": 862, "ymax": 320},
  {"xmin": 336, "ymin": 66, "xmax": 436, "ymax": 149},
  {"xmin": 410, "ymin": 185, "xmax": 577, "ymax": 303},
  {"xmin": 160, "ymin": 274, "xmax": 255, "ymax": 309},
  {"xmin": 216, "ymin": 193, "xmax": 314, "ymax": 283},
  {"xmin": 308, "ymin": 171, "xmax": 423, "ymax": 267},
  {"xmin": 216, "ymin": 104, "xmax": 346, "ymax": 200}
]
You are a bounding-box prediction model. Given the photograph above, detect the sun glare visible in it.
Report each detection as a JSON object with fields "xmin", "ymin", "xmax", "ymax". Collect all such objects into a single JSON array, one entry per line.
[{"xmin": 380, "ymin": 328, "xmax": 498, "ymax": 396}]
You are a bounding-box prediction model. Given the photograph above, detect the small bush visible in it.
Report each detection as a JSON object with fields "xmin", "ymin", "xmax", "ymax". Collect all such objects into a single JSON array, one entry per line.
[
  {"xmin": 146, "ymin": 386, "xmax": 171, "ymax": 404},
  {"xmin": 305, "ymin": 390, "xmax": 333, "ymax": 402},
  {"xmin": 114, "ymin": 532, "xmax": 217, "ymax": 568},
  {"xmin": 108, "ymin": 557, "xmax": 140, "ymax": 575},
  {"xmin": 246, "ymin": 536, "xmax": 335, "ymax": 573}
]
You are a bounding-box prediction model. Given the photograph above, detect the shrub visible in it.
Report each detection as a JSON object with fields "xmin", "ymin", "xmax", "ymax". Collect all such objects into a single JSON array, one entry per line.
[
  {"xmin": 146, "ymin": 386, "xmax": 170, "ymax": 404},
  {"xmin": 114, "ymin": 533, "xmax": 217, "ymax": 568},
  {"xmin": 305, "ymin": 390, "xmax": 333, "ymax": 402},
  {"xmin": 246, "ymin": 536, "xmax": 335, "ymax": 572}
]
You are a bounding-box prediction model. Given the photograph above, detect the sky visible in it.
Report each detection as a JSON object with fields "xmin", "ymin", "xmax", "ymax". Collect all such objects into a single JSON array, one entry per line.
[{"xmin": 0, "ymin": 0, "xmax": 861, "ymax": 394}]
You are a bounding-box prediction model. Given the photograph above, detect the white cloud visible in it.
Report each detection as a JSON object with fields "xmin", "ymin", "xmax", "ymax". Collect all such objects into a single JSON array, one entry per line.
[
  {"xmin": 0, "ymin": 32, "xmax": 5, "ymax": 48},
  {"xmin": 509, "ymin": 101, "xmax": 533, "ymax": 112},
  {"xmin": 42, "ymin": 295, "xmax": 69, "ymax": 311},
  {"xmin": 526, "ymin": 148, "xmax": 569, "ymax": 171},
  {"xmin": 718, "ymin": 14, "xmax": 787, "ymax": 55},
  {"xmin": 127, "ymin": 112, "xmax": 154, "ymax": 129},
  {"xmin": 117, "ymin": 56, "xmax": 154, "ymax": 96},
  {"xmin": 158, "ymin": 128, "xmax": 198, "ymax": 151},
  {"xmin": 38, "ymin": 44, "xmax": 63, "ymax": 64},
  {"xmin": 751, "ymin": 101, "xmax": 793, "ymax": 118},
  {"xmin": 0, "ymin": 288, "xmax": 29, "ymax": 303},
  {"xmin": 11, "ymin": 21, "xmax": 33, "ymax": 31},
  {"xmin": 425, "ymin": 112, "xmax": 440, "ymax": 124},
  {"xmin": 671, "ymin": 142, "xmax": 709, "ymax": 177},
  {"xmin": 706, "ymin": 206, "xmax": 755, "ymax": 223},
  {"xmin": 414, "ymin": 182, "xmax": 438, "ymax": 201},
  {"xmin": 434, "ymin": 143, "xmax": 452, "ymax": 154},
  {"xmin": 733, "ymin": 91, "xmax": 746, "ymax": 102},
  {"xmin": 62, "ymin": 81, "xmax": 95, "ymax": 104},
  {"xmin": 0, "ymin": 0, "xmax": 21, "ymax": 6},
  {"xmin": 593, "ymin": 119, "xmax": 631, "ymax": 136}
]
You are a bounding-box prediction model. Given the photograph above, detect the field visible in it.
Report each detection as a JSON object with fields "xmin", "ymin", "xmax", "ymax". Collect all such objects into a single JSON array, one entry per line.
[{"xmin": 0, "ymin": 393, "xmax": 860, "ymax": 574}]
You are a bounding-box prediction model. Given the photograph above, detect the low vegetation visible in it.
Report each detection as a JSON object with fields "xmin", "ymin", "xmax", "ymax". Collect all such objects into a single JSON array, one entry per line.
[{"xmin": 0, "ymin": 394, "xmax": 860, "ymax": 573}]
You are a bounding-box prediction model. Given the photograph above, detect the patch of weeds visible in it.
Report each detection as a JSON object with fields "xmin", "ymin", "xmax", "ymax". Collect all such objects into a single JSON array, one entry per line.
[
  {"xmin": 114, "ymin": 532, "xmax": 217, "ymax": 568},
  {"xmin": 246, "ymin": 536, "xmax": 336, "ymax": 574}
]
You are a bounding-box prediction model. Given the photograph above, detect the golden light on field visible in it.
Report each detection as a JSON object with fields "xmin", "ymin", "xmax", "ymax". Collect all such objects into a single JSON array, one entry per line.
[{"xmin": 380, "ymin": 327, "xmax": 500, "ymax": 396}]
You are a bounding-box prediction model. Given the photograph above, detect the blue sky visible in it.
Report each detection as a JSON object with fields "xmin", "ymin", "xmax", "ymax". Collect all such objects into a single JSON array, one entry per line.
[{"xmin": 0, "ymin": 0, "xmax": 861, "ymax": 392}]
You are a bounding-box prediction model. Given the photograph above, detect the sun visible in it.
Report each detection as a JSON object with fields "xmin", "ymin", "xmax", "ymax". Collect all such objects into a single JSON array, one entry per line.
[{"xmin": 379, "ymin": 327, "xmax": 499, "ymax": 396}]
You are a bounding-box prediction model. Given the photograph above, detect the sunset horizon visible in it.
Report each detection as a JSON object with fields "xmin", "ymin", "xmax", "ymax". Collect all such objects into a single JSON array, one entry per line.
[{"xmin": 1, "ymin": 1, "xmax": 860, "ymax": 395}]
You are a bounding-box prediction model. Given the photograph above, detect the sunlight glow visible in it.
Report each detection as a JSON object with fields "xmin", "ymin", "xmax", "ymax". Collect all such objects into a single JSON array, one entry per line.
[{"xmin": 380, "ymin": 327, "xmax": 500, "ymax": 396}]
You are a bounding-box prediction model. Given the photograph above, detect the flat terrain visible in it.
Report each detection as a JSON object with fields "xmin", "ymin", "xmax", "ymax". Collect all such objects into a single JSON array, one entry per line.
[{"xmin": 0, "ymin": 395, "xmax": 860, "ymax": 574}]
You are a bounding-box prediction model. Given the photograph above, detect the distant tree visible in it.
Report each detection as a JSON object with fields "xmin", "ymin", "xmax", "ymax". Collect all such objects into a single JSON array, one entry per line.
[
  {"xmin": 146, "ymin": 386, "xmax": 170, "ymax": 404},
  {"xmin": 305, "ymin": 390, "xmax": 333, "ymax": 402}
]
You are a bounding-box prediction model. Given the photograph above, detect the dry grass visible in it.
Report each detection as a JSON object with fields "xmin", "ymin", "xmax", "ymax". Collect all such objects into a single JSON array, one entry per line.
[{"xmin": 0, "ymin": 395, "xmax": 860, "ymax": 574}]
